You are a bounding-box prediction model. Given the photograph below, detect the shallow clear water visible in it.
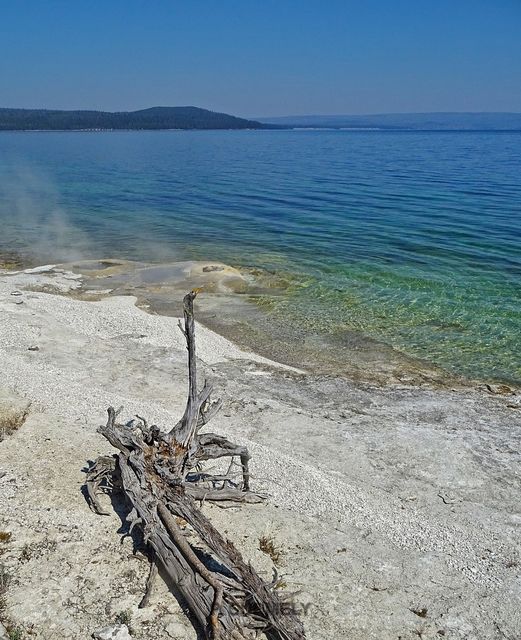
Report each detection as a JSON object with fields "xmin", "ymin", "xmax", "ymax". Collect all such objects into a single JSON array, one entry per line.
[{"xmin": 0, "ymin": 130, "xmax": 520, "ymax": 382}]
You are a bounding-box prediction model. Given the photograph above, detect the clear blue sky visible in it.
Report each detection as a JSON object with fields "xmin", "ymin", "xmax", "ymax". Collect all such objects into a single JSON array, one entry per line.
[{"xmin": 1, "ymin": 0, "xmax": 520, "ymax": 116}]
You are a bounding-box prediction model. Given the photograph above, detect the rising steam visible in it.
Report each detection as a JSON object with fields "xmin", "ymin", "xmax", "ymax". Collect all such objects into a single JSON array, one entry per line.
[{"xmin": 0, "ymin": 165, "xmax": 93, "ymax": 262}]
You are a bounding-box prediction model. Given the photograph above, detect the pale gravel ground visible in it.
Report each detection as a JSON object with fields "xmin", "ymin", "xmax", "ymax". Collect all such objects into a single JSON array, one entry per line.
[{"xmin": 0, "ymin": 267, "xmax": 520, "ymax": 640}]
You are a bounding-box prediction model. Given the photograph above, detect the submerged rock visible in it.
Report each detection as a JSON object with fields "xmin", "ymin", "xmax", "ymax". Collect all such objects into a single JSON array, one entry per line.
[{"xmin": 485, "ymin": 383, "xmax": 515, "ymax": 395}]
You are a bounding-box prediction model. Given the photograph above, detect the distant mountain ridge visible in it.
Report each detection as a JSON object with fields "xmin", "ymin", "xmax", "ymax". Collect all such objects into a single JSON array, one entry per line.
[
  {"xmin": 0, "ymin": 106, "xmax": 269, "ymax": 130},
  {"xmin": 3, "ymin": 108, "xmax": 520, "ymax": 132},
  {"xmin": 256, "ymin": 112, "xmax": 521, "ymax": 130}
]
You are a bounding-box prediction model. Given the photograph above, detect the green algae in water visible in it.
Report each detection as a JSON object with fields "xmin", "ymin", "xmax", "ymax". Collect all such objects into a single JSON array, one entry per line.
[{"xmin": 247, "ymin": 261, "xmax": 521, "ymax": 385}]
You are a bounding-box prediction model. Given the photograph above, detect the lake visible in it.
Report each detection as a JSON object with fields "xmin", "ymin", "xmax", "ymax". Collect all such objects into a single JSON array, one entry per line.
[{"xmin": 0, "ymin": 129, "xmax": 520, "ymax": 383}]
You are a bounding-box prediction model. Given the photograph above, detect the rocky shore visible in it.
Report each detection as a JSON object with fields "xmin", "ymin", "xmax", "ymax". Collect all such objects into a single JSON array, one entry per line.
[{"xmin": 0, "ymin": 265, "xmax": 519, "ymax": 639}]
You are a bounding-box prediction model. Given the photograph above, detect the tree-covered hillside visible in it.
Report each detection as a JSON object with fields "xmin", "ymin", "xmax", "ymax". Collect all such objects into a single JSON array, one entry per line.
[{"xmin": 0, "ymin": 106, "xmax": 269, "ymax": 130}]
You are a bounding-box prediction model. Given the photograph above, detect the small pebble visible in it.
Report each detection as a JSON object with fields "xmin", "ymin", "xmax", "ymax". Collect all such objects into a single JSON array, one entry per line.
[
  {"xmin": 165, "ymin": 621, "xmax": 188, "ymax": 638},
  {"xmin": 92, "ymin": 624, "xmax": 132, "ymax": 640}
]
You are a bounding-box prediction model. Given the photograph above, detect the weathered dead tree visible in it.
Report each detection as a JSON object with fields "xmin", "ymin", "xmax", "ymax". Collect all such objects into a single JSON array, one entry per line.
[{"xmin": 87, "ymin": 291, "xmax": 305, "ymax": 640}]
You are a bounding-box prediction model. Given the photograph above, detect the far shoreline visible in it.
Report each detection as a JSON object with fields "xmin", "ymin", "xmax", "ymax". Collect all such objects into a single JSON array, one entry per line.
[{"xmin": 1, "ymin": 127, "xmax": 521, "ymax": 133}]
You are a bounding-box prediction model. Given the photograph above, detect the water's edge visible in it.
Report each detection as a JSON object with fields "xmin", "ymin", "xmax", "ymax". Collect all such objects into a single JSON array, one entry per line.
[
  {"xmin": 66, "ymin": 257, "xmax": 481, "ymax": 389},
  {"xmin": 3, "ymin": 250, "xmax": 519, "ymax": 390}
]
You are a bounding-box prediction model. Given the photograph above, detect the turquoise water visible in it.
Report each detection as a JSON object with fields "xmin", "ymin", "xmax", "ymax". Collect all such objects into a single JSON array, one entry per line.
[{"xmin": 0, "ymin": 130, "xmax": 520, "ymax": 383}]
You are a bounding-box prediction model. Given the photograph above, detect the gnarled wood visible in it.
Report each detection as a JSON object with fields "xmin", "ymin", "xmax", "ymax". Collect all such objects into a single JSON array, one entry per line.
[{"xmin": 87, "ymin": 291, "xmax": 305, "ymax": 640}]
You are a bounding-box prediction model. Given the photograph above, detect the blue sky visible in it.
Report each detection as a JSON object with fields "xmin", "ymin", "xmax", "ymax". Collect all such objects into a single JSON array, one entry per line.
[{"xmin": 1, "ymin": 0, "xmax": 520, "ymax": 116}]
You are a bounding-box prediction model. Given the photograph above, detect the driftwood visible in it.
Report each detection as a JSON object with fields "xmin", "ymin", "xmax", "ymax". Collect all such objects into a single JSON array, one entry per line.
[{"xmin": 87, "ymin": 291, "xmax": 305, "ymax": 640}]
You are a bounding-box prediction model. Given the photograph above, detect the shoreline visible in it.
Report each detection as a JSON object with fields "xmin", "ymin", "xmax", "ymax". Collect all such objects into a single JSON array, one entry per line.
[
  {"xmin": 0, "ymin": 264, "xmax": 520, "ymax": 638},
  {"xmin": 62, "ymin": 257, "xmax": 517, "ymax": 390},
  {"xmin": 1, "ymin": 251, "xmax": 518, "ymax": 391}
]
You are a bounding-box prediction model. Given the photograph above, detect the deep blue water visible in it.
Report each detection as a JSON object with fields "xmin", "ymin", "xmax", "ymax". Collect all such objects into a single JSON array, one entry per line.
[{"xmin": 0, "ymin": 129, "xmax": 520, "ymax": 382}]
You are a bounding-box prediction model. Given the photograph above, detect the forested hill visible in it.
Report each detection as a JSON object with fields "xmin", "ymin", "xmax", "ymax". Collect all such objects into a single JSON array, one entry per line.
[{"xmin": 0, "ymin": 106, "xmax": 269, "ymax": 130}]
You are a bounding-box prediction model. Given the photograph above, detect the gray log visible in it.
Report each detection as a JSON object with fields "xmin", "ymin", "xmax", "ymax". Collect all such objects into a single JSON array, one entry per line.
[{"xmin": 87, "ymin": 291, "xmax": 305, "ymax": 640}]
